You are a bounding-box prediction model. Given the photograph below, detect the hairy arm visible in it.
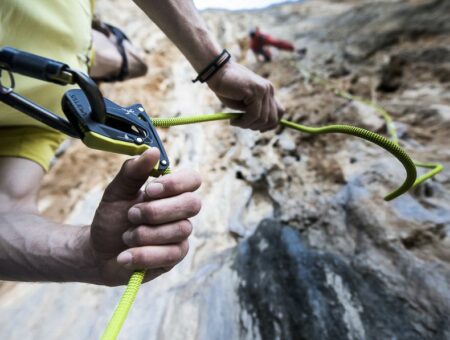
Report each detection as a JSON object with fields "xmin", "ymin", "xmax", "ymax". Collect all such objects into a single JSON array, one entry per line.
[
  {"xmin": 133, "ymin": 0, "xmax": 220, "ymax": 72},
  {"xmin": 0, "ymin": 157, "xmax": 97, "ymax": 283},
  {"xmin": 133, "ymin": 0, "xmax": 285, "ymax": 132},
  {"xmin": 0, "ymin": 212, "xmax": 96, "ymax": 282},
  {"xmin": 0, "ymin": 151, "xmax": 201, "ymax": 286}
]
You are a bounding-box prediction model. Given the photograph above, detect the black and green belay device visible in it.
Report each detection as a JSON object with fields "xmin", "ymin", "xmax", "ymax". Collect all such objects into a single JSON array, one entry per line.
[
  {"xmin": 0, "ymin": 46, "xmax": 443, "ymax": 339},
  {"xmin": 0, "ymin": 46, "xmax": 169, "ymax": 175}
]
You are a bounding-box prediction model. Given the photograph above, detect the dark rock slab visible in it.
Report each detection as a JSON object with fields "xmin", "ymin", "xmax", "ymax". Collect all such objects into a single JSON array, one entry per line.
[{"xmin": 235, "ymin": 220, "xmax": 450, "ymax": 340}]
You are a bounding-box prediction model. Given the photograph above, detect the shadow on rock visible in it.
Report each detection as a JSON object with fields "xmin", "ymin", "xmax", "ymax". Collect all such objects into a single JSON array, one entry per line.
[{"xmin": 234, "ymin": 220, "xmax": 449, "ymax": 340}]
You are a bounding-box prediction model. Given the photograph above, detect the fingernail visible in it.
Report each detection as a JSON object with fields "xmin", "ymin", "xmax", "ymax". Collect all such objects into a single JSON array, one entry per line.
[
  {"xmin": 145, "ymin": 182, "xmax": 164, "ymax": 197},
  {"xmin": 122, "ymin": 231, "xmax": 133, "ymax": 246},
  {"xmin": 143, "ymin": 147, "xmax": 158, "ymax": 155},
  {"xmin": 137, "ymin": 148, "xmax": 157, "ymax": 161},
  {"xmin": 128, "ymin": 208, "xmax": 142, "ymax": 224},
  {"xmin": 117, "ymin": 251, "xmax": 133, "ymax": 266}
]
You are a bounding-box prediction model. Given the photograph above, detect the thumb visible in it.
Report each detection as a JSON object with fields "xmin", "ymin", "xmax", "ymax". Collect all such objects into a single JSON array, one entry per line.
[{"xmin": 103, "ymin": 148, "xmax": 160, "ymax": 202}]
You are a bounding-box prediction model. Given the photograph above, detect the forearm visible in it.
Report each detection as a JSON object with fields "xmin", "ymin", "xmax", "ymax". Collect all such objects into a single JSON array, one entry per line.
[
  {"xmin": 0, "ymin": 213, "xmax": 98, "ymax": 283},
  {"xmin": 133, "ymin": 0, "xmax": 221, "ymax": 71}
]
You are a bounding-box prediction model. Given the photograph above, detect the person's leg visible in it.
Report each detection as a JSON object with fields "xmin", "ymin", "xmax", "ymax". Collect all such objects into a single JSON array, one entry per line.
[
  {"xmin": 0, "ymin": 126, "xmax": 65, "ymax": 213},
  {"xmin": 0, "ymin": 157, "xmax": 44, "ymax": 213},
  {"xmin": 262, "ymin": 48, "xmax": 272, "ymax": 62},
  {"xmin": 252, "ymin": 49, "xmax": 264, "ymax": 62},
  {"xmin": 266, "ymin": 38, "xmax": 295, "ymax": 52}
]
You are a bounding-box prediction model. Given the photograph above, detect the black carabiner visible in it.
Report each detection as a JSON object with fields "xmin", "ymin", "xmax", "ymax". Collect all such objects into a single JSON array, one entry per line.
[
  {"xmin": 0, "ymin": 46, "xmax": 106, "ymax": 124},
  {"xmin": 0, "ymin": 67, "xmax": 15, "ymax": 94}
]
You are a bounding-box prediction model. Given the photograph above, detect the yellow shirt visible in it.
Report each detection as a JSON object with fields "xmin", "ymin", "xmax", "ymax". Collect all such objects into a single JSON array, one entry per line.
[{"xmin": 0, "ymin": 0, "xmax": 94, "ymax": 170}]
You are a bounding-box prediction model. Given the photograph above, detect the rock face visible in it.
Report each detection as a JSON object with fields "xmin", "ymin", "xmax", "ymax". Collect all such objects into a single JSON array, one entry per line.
[
  {"xmin": 321, "ymin": 0, "xmax": 450, "ymax": 62},
  {"xmin": 235, "ymin": 220, "xmax": 450, "ymax": 340},
  {"xmin": 1, "ymin": 1, "xmax": 449, "ymax": 339}
]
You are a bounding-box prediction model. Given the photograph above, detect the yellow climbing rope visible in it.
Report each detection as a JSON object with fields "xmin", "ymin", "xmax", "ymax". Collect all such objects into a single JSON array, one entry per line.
[
  {"xmin": 299, "ymin": 68, "xmax": 444, "ymax": 188},
  {"xmin": 101, "ymin": 167, "xmax": 172, "ymax": 340},
  {"xmin": 151, "ymin": 113, "xmax": 417, "ymax": 201},
  {"xmin": 101, "ymin": 271, "xmax": 145, "ymax": 340}
]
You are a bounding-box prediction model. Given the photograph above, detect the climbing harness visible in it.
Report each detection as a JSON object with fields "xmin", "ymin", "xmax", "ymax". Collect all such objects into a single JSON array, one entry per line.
[{"xmin": 0, "ymin": 47, "xmax": 443, "ymax": 339}]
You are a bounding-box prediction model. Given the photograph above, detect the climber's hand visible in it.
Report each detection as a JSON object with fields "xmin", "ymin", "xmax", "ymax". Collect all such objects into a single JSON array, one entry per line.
[
  {"xmin": 207, "ymin": 61, "xmax": 285, "ymax": 132},
  {"xmin": 90, "ymin": 148, "xmax": 202, "ymax": 286}
]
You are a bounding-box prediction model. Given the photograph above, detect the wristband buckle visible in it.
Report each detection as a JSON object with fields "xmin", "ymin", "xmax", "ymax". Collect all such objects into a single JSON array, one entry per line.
[{"xmin": 192, "ymin": 49, "xmax": 231, "ymax": 83}]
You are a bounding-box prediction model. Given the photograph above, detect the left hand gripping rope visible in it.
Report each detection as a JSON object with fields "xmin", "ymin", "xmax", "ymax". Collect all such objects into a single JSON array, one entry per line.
[{"xmin": 0, "ymin": 47, "xmax": 440, "ymax": 339}]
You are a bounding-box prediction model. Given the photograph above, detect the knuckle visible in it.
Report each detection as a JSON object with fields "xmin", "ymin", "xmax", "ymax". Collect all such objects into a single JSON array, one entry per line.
[
  {"xmin": 153, "ymin": 227, "xmax": 164, "ymax": 242},
  {"xmin": 185, "ymin": 193, "xmax": 202, "ymax": 215},
  {"xmin": 134, "ymin": 226, "xmax": 147, "ymax": 245},
  {"xmin": 258, "ymin": 84, "xmax": 267, "ymax": 95},
  {"xmin": 253, "ymin": 83, "xmax": 266, "ymax": 96},
  {"xmin": 143, "ymin": 203, "xmax": 158, "ymax": 222},
  {"xmin": 166, "ymin": 246, "xmax": 183, "ymax": 264},
  {"xmin": 162, "ymin": 176, "xmax": 178, "ymax": 192},
  {"xmin": 177, "ymin": 220, "xmax": 193, "ymax": 238},
  {"xmin": 243, "ymin": 87, "xmax": 254, "ymax": 99},
  {"xmin": 132, "ymin": 250, "xmax": 144, "ymax": 265}
]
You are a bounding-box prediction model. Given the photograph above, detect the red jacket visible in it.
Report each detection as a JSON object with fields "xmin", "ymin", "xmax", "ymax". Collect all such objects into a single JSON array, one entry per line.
[{"xmin": 250, "ymin": 32, "xmax": 294, "ymax": 52}]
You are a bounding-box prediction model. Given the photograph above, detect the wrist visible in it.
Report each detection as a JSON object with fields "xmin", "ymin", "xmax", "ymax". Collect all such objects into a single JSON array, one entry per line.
[
  {"xmin": 192, "ymin": 49, "xmax": 231, "ymax": 83},
  {"xmin": 190, "ymin": 38, "xmax": 222, "ymax": 72},
  {"xmin": 206, "ymin": 60, "xmax": 233, "ymax": 91},
  {"xmin": 69, "ymin": 225, "xmax": 101, "ymax": 284}
]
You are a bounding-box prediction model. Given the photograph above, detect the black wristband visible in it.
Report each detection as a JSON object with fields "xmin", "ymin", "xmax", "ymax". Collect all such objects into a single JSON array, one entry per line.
[{"xmin": 192, "ymin": 49, "xmax": 231, "ymax": 83}]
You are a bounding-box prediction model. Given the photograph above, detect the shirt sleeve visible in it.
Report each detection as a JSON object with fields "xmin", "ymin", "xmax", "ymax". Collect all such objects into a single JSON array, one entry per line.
[{"xmin": 0, "ymin": 126, "xmax": 66, "ymax": 171}]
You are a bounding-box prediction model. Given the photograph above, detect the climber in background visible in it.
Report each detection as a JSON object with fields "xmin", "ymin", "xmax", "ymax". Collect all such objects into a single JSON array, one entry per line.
[{"xmin": 249, "ymin": 26, "xmax": 307, "ymax": 62}]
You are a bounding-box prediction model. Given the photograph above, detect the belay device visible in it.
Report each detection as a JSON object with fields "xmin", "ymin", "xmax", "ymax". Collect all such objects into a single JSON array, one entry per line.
[
  {"xmin": 0, "ymin": 47, "xmax": 169, "ymax": 175},
  {"xmin": 0, "ymin": 46, "xmax": 443, "ymax": 339}
]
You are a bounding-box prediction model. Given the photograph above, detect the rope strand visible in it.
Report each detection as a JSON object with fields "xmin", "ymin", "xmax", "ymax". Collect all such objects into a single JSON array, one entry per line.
[
  {"xmin": 299, "ymin": 67, "xmax": 443, "ymax": 188},
  {"xmin": 101, "ymin": 169, "xmax": 171, "ymax": 340},
  {"xmin": 152, "ymin": 113, "xmax": 417, "ymax": 201}
]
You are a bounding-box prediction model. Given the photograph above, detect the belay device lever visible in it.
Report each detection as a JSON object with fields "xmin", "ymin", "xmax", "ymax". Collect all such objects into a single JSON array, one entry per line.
[
  {"xmin": 62, "ymin": 89, "xmax": 170, "ymax": 175},
  {"xmin": 0, "ymin": 46, "xmax": 169, "ymax": 175}
]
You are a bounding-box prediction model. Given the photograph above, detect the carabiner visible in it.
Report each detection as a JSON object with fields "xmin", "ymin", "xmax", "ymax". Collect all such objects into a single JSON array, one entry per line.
[{"xmin": 0, "ymin": 67, "xmax": 15, "ymax": 94}]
